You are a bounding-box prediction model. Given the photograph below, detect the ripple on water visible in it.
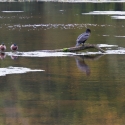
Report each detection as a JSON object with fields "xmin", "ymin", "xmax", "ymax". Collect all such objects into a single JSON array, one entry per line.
[
  {"xmin": 111, "ymin": 16, "xmax": 125, "ymax": 19},
  {"xmin": 82, "ymin": 11, "xmax": 125, "ymax": 20},
  {"xmin": 5, "ymin": 23, "xmax": 115, "ymax": 31},
  {"xmin": 0, "ymin": 66, "xmax": 44, "ymax": 76},
  {"xmin": 82, "ymin": 11, "xmax": 125, "ymax": 15},
  {"xmin": 115, "ymin": 36, "xmax": 125, "ymax": 37},
  {"xmin": 2, "ymin": 11, "xmax": 24, "ymax": 13}
]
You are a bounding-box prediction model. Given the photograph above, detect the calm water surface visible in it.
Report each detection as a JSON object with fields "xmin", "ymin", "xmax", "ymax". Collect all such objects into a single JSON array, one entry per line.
[{"xmin": 1, "ymin": 2, "xmax": 125, "ymax": 125}]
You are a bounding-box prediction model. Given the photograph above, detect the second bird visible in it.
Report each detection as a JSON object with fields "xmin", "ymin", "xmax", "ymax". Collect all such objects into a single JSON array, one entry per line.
[{"xmin": 10, "ymin": 44, "xmax": 18, "ymax": 51}]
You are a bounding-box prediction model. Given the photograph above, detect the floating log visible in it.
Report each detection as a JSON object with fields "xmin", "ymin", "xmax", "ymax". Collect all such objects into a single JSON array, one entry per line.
[{"xmin": 39, "ymin": 44, "xmax": 105, "ymax": 53}]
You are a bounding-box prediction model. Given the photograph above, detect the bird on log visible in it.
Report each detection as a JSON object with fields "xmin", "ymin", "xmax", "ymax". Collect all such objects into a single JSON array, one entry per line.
[
  {"xmin": 76, "ymin": 29, "xmax": 91, "ymax": 46},
  {"xmin": 40, "ymin": 29, "xmax": 105, "ymax": 53}
]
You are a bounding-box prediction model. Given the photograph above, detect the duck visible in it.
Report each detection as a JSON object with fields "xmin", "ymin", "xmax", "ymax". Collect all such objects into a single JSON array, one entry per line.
[
  {"xmin": 10, "ymin": 43, "xmax": 18, "ymax": 51},
  {"xmin": 76, "ymin": 29, "xmax": 91, "ymax": 46},
  {"xmin": 0, "ymin": 43, "xmax": 6, "ymax": 52}
]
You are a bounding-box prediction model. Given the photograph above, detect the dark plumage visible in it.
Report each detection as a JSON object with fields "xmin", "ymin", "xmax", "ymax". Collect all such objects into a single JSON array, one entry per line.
[{"xmin": 76, "ymin": 29, "xmax": 91, "ymax": 46}]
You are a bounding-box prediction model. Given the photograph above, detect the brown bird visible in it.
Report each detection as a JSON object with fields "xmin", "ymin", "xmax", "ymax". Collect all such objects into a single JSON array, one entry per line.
[
  {"xmin": 10, "ymin": 43, "xmax": 18, "ymax": 51},
  {"xmin": 0, "ymin": 43, "xmax": 6, "ymax": 52}
]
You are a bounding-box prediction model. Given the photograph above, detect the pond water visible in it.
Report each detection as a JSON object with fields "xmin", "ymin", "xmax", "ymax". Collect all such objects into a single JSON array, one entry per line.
[{"xmin": 1, "ymin": 2, "xmax": 125, "ymax": 125}]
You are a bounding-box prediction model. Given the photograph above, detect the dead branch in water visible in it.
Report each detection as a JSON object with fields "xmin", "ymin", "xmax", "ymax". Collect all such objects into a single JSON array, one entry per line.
[{"xmin": 39, "ymin": 44, "xmax": 105, "ymax": 53}]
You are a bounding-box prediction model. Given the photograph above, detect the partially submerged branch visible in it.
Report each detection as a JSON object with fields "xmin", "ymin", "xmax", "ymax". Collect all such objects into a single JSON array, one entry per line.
[{"xmin": 39, "ymin": 44, "xmax": 105, "ymax": 53}]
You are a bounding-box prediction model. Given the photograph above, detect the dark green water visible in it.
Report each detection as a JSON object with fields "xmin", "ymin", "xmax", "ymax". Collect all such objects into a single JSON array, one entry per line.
[{"xmin": 1, "ymin": 2, "xmax": 125, "ymax": 125}]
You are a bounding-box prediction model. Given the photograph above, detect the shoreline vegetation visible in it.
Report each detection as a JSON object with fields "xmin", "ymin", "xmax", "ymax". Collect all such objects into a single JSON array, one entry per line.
[{"xmin": 0, "ymin": 0, "xmax": 124, "ymax": 2}]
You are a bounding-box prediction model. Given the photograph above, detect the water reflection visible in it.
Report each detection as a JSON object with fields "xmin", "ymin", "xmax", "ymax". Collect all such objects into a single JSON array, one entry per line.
[
  {"xmin": 83, "ymin": 11, "xmax": 125, "ymax": 15},
  {"xmin": 75, "ymin": 55, "xmax": 90, "ymax": 76},
  {"xmin": 10, "ymin": 55, "xmax": 18, "ymax": 60},
  {"xmin": 2, "ymin": 11, "xmax": 24, "ymax": 13},
  {"xmin": 0, "ymin": 53, "xmax": 18, "ymax": 60},
  {"xmin": 111, "ymin": 16, "xmax": 125, "ymax": 19},
  {"xmin": 0, "ymin": 66, "xmax": 44, "ymax": 76},
  {"xmin": 6, "ymin": 23, "xmax": 115, "ymax": 31},
  {"xmin": 0, "ymin": 52, "xmax": 6, "ymax": 60},
  {"xmin": 2, "ymin": 81, "xmax": 29, "ymax": 125},
  {"xmin": 1, "ymin": 2, "xmax": 125, "ymax": 125},
  {"xmin": 74, "ymin": 55, "xmax": 103, "ymax": 76}
]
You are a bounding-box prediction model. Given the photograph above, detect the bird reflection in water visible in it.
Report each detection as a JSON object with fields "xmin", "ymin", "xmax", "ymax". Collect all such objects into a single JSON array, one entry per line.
[
  {"xmin": 0, "ymin": 53, "xmax": 18, "ymax": 60},
  {"xmin": 74, "ymin": 55, "xmax": 103, "ymax": 76},
  {"xmin": 0, "ymin": 52, "xmax": 6, "ymax": 60},
  {"xmin": 11, "ymin": 55, "xmax": 18, "ymax": 60}
]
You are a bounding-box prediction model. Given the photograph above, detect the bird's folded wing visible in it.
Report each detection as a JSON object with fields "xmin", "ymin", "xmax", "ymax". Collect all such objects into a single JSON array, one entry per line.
[{"xmin": 76, "ymin": 33, "xmax": 89, "ymax": 42}]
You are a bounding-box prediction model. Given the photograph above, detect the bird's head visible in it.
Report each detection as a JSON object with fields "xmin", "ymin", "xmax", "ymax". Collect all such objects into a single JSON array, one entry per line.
[
  {"xmin": 1, "ymin": 43, "xmax": 5, "ymax": 45},
  {"xmin": 86, "ymin": 29, "xmax": 91, "ymax": 33}
]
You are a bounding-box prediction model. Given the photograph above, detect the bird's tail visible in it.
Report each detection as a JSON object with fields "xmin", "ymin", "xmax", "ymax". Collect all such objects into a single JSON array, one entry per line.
[{"xmin": 75, "ymin": 43, "xmax": 80, "ymax": 47}]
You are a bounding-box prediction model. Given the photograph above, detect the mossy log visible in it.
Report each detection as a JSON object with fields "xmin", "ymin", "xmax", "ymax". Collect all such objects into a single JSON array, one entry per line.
[{"xmin": 39, "ymin": 44, "xmax": 105, "ymax": 53}]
